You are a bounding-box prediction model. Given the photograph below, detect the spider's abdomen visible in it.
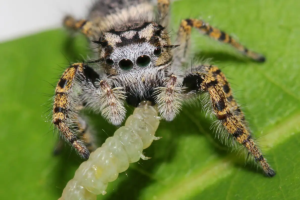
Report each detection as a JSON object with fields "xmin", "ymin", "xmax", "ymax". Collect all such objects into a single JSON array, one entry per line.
[
  {"xmin": 89, "ymin": 0, "xmax": 148, "ymax": 17},
  {"xmin": 88, "ymin": 0, "xmax": 155, "ymax": 33}
]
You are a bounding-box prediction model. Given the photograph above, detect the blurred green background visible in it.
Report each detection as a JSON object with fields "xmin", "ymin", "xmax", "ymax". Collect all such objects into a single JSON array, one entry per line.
[{"xmin": 1, "ymin": 0, "xmax": 300, "ymax": 199}]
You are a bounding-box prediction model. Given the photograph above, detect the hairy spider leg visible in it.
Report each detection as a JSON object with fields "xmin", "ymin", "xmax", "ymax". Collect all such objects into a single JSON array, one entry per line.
[
  {"xmin": 175, "ymin": 18, "xmax": 266, "ymax": 64},
  {"xmin": 75, "ymin": 115, "xmax": 98, "ymax": 152},
  {"xmin": 53, "ymin": 63, "xmax": 98, "ymax": 159},
  {"xmin": 53, "ymin": 115, "xmax": 97, "ymax": 155},
  {"xmin": 63, "ymin": 16, "xmax": 96, "ymax": 39},
  {"xmin": 157, "ymin": 0, "xmax": 170, "ymax": 26},
  {"xmin": 183, "ymin": 65, "xmax": 275, "ymax": 176}
]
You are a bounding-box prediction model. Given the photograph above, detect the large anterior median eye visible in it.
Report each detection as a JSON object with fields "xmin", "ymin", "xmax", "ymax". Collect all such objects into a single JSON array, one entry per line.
[
  {"xmin": 119, "ymin": 59, "xmax": 133, "ymax": 70},
  {"xmin": 136, "ymin": 55, "xmax": 151, "ymax": 67}
]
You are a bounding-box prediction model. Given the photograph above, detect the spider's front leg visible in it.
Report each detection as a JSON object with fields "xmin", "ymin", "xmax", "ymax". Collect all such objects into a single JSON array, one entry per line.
[
  {"xmin": 53, "ymin": 63, "xmax": 95, "ymax": 158},
  {"xmin": 53, "ymin": 115, "xmax": 97, "ymax": 156},
  {"xmin": 182, "ymin": 65, "xmax": 275, "ymax": 177},
  {"xmin": 53, "ymin": 63, "xmax": 126, "ymax": 159}
]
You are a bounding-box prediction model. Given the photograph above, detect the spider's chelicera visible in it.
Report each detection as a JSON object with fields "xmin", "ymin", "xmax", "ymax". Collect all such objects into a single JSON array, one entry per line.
[{"xmin": 52, "ymin": 0, "xmax": 275, "ymax": 177}]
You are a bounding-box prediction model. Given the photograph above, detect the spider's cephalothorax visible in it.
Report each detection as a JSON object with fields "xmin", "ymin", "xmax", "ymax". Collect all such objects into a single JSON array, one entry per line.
[
  {"xmin": 94, "ymin": 21, "xmax": 172, "ymax": 106},
  {"xmin": 53, "ymin": 0, "xmax": 275, "ymax": 177}
]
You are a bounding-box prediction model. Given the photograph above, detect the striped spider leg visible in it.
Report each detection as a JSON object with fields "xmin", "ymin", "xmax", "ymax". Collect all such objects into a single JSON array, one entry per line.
[
  {"xmin": 53, "ymin": 115, "xmax": 97, "ymax": 156},
  {"xmin": 173, "ymin": 18, "xmax": 266, "ymax": 71},
  {"xmin": 52, "ymin": 63, "xmax": 126, "ymax": 159},
  {"xmin": 178, "ymin": 65, "xmax": 275, "ymax": 177},
  {"xmin": 155, "ymin": 64, "xmax": 275, "ymax": 176}
]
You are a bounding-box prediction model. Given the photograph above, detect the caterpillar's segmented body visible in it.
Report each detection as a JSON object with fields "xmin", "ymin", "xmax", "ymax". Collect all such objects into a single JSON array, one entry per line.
[{"xmin": 59, "ymin": 102, "xmax": 160, "ymax": 200}]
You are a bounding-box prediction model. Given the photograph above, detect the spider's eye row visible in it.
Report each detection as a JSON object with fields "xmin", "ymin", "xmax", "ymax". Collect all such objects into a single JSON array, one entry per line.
[
  {"xmin": 154, "ymin": 47, "xmax": 162, "ymax": 56},
  {"xmin": 136, "ymin": 55, "xmax": 151, "ymax": 67},
  {"xmin": 106, "ymin": 58, "xmax": 114, "ymax": 65},
  {"xmin": 119, "ymin": 59, "xmax": 134, "ymax": 70}
]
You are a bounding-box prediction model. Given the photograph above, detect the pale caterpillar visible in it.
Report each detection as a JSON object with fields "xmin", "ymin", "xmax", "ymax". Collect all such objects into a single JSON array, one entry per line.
[{"xmin": 59, "ymin": 101, "xmax": 160, "ymax": 200}]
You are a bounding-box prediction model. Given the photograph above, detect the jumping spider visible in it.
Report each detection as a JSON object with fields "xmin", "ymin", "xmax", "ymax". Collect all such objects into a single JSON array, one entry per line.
[{"xmin": 52, "ymin": 0, "xmax": 275, "ymax": 177}]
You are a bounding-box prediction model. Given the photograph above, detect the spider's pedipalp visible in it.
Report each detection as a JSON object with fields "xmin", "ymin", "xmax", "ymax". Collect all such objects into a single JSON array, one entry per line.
[
  {"xmin": 98, "ymin": 81, "xmax": 126, "ymax": 125},
  {"xmin": 182, "ymin": 65, "xmax": 275, "ymax": 176},
  {"xmin": 155, "ymin": 74, "xmax": 183, "ymax": 121}
]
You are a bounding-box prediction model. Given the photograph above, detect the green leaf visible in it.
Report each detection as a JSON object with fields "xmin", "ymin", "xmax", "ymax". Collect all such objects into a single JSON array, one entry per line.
[{"xmin": 1, "ymin": 0, "xmax": 299, "ymax": 199}]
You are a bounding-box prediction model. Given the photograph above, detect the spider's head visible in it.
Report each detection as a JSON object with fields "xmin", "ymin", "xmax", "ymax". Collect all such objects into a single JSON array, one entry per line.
[{"xmin": 94, "ymin": 22, "xmax": 174, "ymax": 75}]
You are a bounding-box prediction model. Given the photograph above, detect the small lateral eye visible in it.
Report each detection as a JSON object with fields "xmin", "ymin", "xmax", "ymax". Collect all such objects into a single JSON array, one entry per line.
[
  {"xmin": 154, "ymin": 48, "xmax": 162, "ymax": 56},
  {"xmin": 106, "ymin": 58, "xmax": 114, "ymax": 65},
  {"xmin": 119, "ymin": 59, "xmax": 133, "ymax": 70},
  {"xmin": 136, "ymin": 55, "xmax": 151, "ymax": 67}
]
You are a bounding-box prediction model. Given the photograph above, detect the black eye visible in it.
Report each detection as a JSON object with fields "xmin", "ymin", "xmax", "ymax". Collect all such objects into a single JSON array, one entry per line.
[
  {"xmin": 136, "ymin": 55, "xmax": 151, "ymax": 67},
  {"xmin": 119, "ymin": 59, "xmax": 133, "ymax": 70},
  {"xmin": 154, "ymin": 48, "xmax": 162, "ymax": 56},
  {"xmin": 106, "ymin": 58, "xmax": 114, "ymax": 65}
]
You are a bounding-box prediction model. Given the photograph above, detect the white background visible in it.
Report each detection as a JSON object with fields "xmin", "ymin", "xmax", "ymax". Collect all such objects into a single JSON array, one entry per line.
[{"xmin": 0, "ymin": 0, "xmax": 94, "ymax": 42}]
